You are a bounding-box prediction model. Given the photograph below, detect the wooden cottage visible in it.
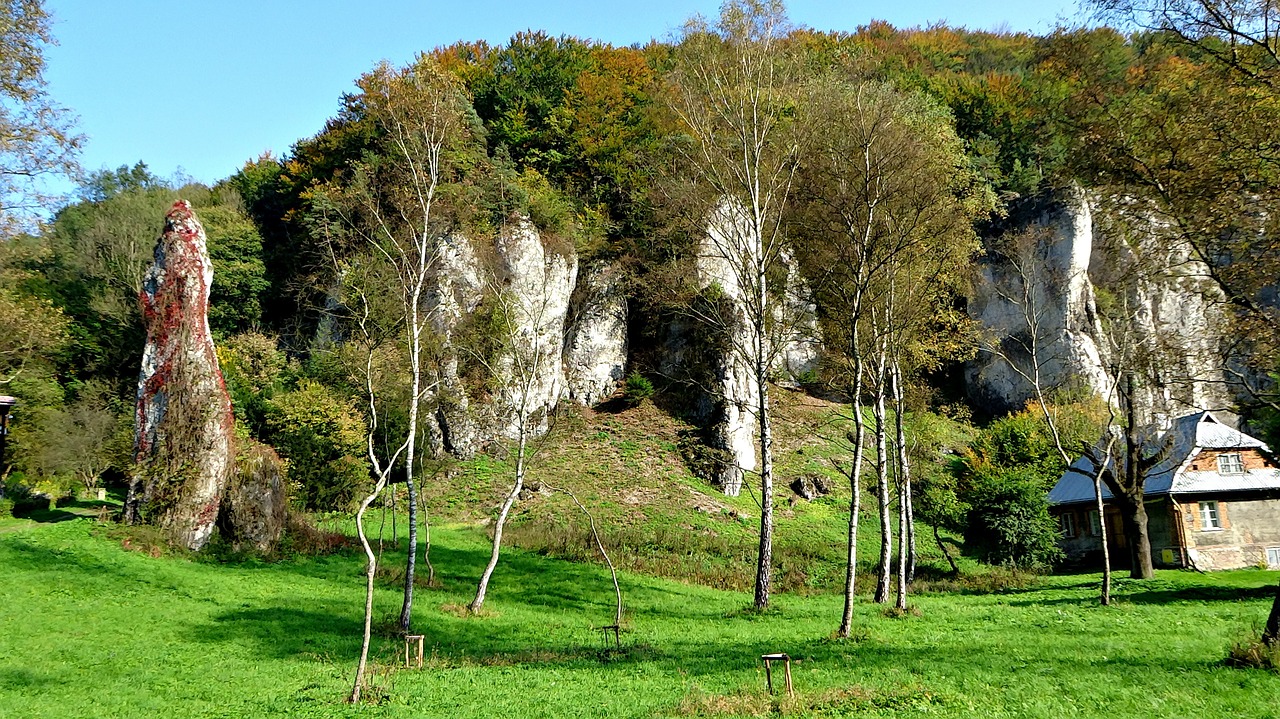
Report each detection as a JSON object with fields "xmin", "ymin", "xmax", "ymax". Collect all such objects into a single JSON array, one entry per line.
[{"xmin": 1049, "ymin": 411, "xmax": 1280, "ymax": 570}]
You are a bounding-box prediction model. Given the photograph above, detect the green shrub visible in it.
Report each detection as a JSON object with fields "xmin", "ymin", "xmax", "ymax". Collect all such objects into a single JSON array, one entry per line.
[
  {"xmin": 794, "ymin": 367, "xmax": 821, "ymax": 390},
  {"xmin": 0, "ymin": 497, "xmax": 13, "ymax": 518},
  {"xmin": 623, "ymin": 372, "xmax": 654, "ymax": 406},
  {"xmin": 963, "ymin": 465, "xmax": 1063, "ymax": 570},
  {"xmin": 952, "ymin": 401, "xmax": 1102, "ymax": 569},
  {"xmin": 217, "ymin": 332, "xmax": 295, "ymax": 433},
  {"xmin": 516, "ymin": 167, "xmax": 575, "ymax": 241},
  {"xmin": 261, "ymin": 380, "xmax": 369, "ymax": 511}
]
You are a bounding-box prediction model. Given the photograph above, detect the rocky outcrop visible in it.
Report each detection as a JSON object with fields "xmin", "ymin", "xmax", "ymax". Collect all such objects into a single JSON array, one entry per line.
[
  {"xmin": 665, "ymin": 201, "xmax": 822, "ymax": 495},
  {"xmin": 128, "ymin": 201, "xmax": 235, "ymax": 550},
  {"xmin": 789, "ymin": 473, "xmax": 831, "ymax": 501},
  {"xmin": 968, "ymin": 188, "xmax": 1231, "ymax": 422},
  {"xmin": 967, "ymin": 189, "xmax": 1111, "ymax": 411},
  {"xmin": 563, "ymin": 262, "xmax": 628, "ymax": 406},
  {"xmin": 491, "ymin": 220, "xmax": 578, "ymax": 438},
  {"xmin": 423, "ymin": 218, "xmax": 582, "ymax": 457},
  {"xmin": 423, "ymin": 233, "xmax": 486, "ymax": 457},
  {"xmin": 219, "ymin": 440, "xmax": 287, "ymax": 553}
]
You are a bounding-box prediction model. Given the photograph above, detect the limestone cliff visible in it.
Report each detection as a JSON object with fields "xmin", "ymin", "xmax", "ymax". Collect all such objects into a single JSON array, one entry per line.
[
  {"xmin": 663, "ymin": 201, "xmax": 821, "ymax": 495},
  {"xmin": 967, "ymin": 188, "xmax": 1232, "ymax": 422},
  {"xmin": 422, "ymin": 218, "xmax": 627, "ymax": 458},
  {"xmin": 563, "ymin": 262, "xmax": 629, "ymax": 407}
]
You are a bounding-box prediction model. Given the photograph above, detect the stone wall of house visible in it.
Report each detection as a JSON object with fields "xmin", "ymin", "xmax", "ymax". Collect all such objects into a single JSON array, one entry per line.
[
  {"xmin": 1181, "ymin": 495, "xmax": 1280, "ymax": 570},
  {"xmin": 1054, "ymin": 499, "xmax": 1183, "ymax": 568}
]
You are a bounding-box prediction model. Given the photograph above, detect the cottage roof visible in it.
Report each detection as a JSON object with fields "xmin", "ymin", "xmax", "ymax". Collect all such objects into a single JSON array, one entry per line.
[{"xmin": 1048, "ymin": 411, "xmax": 1280, "ymax": 505}]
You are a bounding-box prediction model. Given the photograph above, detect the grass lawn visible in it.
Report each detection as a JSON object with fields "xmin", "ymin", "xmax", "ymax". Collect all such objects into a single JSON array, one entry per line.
[{"xmin": 1, "ymin": 515, "xmax": 1277, "ymax": 718}]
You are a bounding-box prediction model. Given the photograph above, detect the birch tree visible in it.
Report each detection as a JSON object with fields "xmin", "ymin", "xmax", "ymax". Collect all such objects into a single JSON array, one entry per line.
[
  {"xmin": 468, "ymin": 252, "xmax": 569, "ymax": 614},
  {"xmin": 795, "ymin": 78, "xmax": 988, "ymax": 621},
  {"xmin": 978, "ymin": 226, "xmax": 1120, "ymax": 602},
  {"xmin": 332, "ymin": 258, "xmax": 412, "ymax": 704},
  {"xmin": 666, "ymin": 0, "xmax": 803, "ymax": 611},
  {"xmin": 345, "ymin": 58, "xmax": 474, "ymax": 633},
  {"xmin": 313, "ymin": 58, "xmax": 474, "ymax": 690}
]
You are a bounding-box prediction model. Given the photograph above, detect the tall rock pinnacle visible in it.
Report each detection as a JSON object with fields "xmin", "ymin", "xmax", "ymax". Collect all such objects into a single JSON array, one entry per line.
[{"xmin": 126, "ymin": 200, "xmax": 235, "ymax": 550}]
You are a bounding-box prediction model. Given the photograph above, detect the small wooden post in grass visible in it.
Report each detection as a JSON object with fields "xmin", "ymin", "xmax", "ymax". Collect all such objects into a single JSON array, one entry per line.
[
  {"xmin": 405, "ymin": 634, "xmax": 425, "ymax": 668},
  {"xmin": 599, "ymin": 624, "xmax": 621, "ymax": 649},
  {"xmin": 761, "ymin": 653, "xmax": 793, "ymax": 697}
]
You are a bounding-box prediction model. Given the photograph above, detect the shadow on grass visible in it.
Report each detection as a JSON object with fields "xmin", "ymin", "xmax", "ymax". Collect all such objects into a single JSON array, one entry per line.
[
  {"xmin": 0, "ymin": 532, "xmax": 140, "ymax": 579},
  {"xmin": 15, "ymin": 498, "xmax": 119, "ymax": 524},
  {"xmin": 0, "ymin": 667, "xmax": 59, "ymax": 689},
  {"xmin": 190, "ymin": 607, "xmax": 364, "ymax": 659},
  {"xmin": 995, "ymin": 571, "xmax": 1280, "ymax": 607}
]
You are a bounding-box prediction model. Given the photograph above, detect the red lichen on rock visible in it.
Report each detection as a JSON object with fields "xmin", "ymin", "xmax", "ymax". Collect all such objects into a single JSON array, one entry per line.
[{"xmin": 129, "ymin": 200, "xmax": 235, "ymax": 550}]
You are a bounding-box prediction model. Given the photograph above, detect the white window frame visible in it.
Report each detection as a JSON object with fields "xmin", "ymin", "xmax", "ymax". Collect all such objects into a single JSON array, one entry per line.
[
  {"xmin": 1059, "ymin": 512, "xmax": 1077, "ymax": 538},
  {"xmin": 1088, "ymin": 510, "xmax": 1102, "ymax": 537},
  {"xmin": 1217, "ymin": 452, "xmax": 1244, "ymax": 475},
  {"xmin": 1267, "ymin": 547, "xmax": 1280, "ymax": 568},
  {"xmin": 1199, "ymin": 501, "xmax": 1222, "ymax": 530}
]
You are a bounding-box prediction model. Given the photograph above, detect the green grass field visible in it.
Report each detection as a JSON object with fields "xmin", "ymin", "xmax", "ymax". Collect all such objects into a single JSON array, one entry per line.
[{"xmin": 2, "ymin": 515, "xmax": 1277, "ymax": 718}]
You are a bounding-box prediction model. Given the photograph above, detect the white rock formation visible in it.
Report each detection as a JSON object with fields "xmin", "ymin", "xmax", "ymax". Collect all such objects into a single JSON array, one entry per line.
[
  {"xmin": 491, "ymin": 218, "xmax": 578, "ymax": 439},
  {"xmin": 422, "ymin": 217, "xmax": 581, "ymax": 456},
  {"xmin": 679, "ymin": 200, "xmax": 822, "ymax": 495},
  {"xmin": 968, "ymin": 188, "xmax": 1232, "ymax": 421},
  {"xmin": 968, "ymin": 188, "xmax": 1111, "ymax": 408},
  {"xmin": 1092, "ymin": 199, "xmax": 1231, "ymax": 421},
  {"xmin": 562, "ymin": 262, "xmax": 629, "ymax": 406},
  {"xmin": 422, "ymin": 232, "xmax": 486, "ymax": 457}
]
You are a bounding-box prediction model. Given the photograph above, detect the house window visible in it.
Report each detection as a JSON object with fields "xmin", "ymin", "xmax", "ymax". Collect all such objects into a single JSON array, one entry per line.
[
  {"xmin": 1199, "ymin": 501, "xmax": 1222, "ymax": 530},
  {"xmin": 1059, "ymin": 513, "xmax": 1077, "ymax": 538},
  {"xmin": 1267, "ymin": 547, "xmax": 1280, "ymax": 568},
  {"xmin": 1088, "ymin": 510, "xmax": 1102, "ymax": 537},
  {"xmin": 1217, "ymin": 452, "xmax": 1244, "ymax": 475}
]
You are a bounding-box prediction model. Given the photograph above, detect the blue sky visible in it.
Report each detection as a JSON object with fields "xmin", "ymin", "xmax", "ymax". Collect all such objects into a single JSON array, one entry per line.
[{"xmin": 44, "ymin": 0, "xmax": 1082, "ymax": 191}]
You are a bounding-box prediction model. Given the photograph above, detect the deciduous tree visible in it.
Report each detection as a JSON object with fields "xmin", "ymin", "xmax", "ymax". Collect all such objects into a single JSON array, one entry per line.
[
  {"xmin": 795, "ymin": 77, "xmax": 988, "ymax": 623},
  {"xmin": 0, "ymin": 0, "xmax": 80, "ymax": 236},
  {"xmin": 665, "ymin": 0, "xmax": 803, "ymax": 612},
  {"xmin": 310, "ymin": 55, "xmax": 475, "ymax": 698}
]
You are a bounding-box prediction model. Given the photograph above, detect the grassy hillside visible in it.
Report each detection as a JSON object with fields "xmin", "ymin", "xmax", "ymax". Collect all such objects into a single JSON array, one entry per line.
[
  {"xmin": 2, "ymin": 517, "xmax": 1278, "ymax": 718},
  {"xmin": 420, "ymin": 390, "xmax": 967, "ymax": 594}
]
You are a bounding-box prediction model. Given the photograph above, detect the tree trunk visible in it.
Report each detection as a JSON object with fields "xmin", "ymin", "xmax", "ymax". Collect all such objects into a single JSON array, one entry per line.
[
  {"xmin": 905, "ymin": 478, "xmax": 916, "ymax": 584},
  {"xmin": 377, "ymin": 489, "xmax": 387, "ymax": 562},
  {"xmin": 400, "ymin": 473, "xmax": 418, "ymax": 632},
  {"xmin": 892, "ymin": 358, "xmax": 910, "ymax": 609},
  {"xmin": 1263, "ymin": 582, "xmax": 1280, "ymax": 646},
  {"xmin": 470, "ymin": 433, "xmax": 526, "ymax": 614},
  {"xmin": 838, "ymin": 365, "xmax": 866, "ymax": 637},
  {"xmin": 1123, "ymin": 496, "xmax": 1155, "ymax": 579},
  {"xmin": 873, "ymin": 349, "xmax": 892, "ymax": 604},
  {"xmin": 933, "ymin": 523, "xmax": 958, "ymax": 574},
  {"xmin": 753, "ymin": 355, "xmax": 774, "ymax": 611},
  {"xmin": 1119, "ymin": 371, "xmax": 1154, "ymax": 579},
  {"xmin": 895, "ymin": 474, "xmax": 907, "ymax": 610},
  {"xmin": 1094, "ymin": 475, "xmax": 1112, "ymax": 605},
  {"xmin": 350, "ymin": 473, "xmax": 389, "ymax": 704}
]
